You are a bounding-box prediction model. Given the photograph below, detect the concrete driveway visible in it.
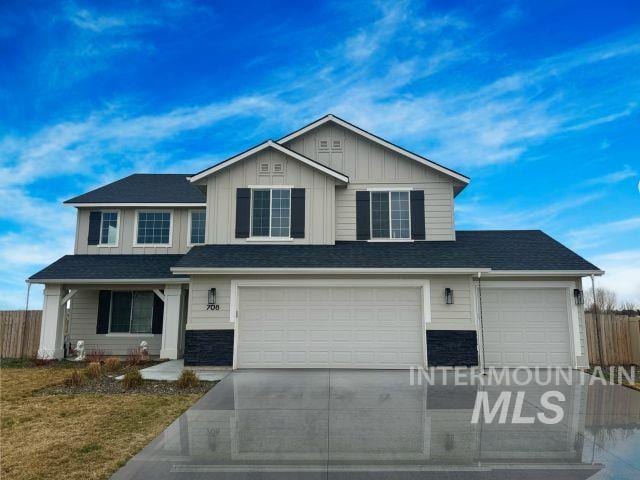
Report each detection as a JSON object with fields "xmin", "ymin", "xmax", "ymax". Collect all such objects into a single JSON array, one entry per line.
[{"xmin": 113, "ymin": 369, "xmax": 640, "ymax": 479}]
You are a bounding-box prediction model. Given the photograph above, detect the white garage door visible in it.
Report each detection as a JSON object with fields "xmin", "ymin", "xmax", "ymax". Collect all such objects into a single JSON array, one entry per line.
[
  {"xmin": 237, "ymin": 286, "xmax": 423, "ymax": 369},
  {"xmin": 482, "ymin": 288, "xmax": 572, "ymax": 367}
]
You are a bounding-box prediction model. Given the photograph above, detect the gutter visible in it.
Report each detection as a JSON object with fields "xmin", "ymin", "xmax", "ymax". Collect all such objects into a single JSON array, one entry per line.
[{"xmin": 170, "ymin": 267, "xmax": 493, "ymax": 275}]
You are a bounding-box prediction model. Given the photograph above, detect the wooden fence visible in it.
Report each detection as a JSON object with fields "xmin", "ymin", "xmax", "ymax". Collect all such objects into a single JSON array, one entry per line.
[
  {"xmin": 0, "ymin": 310, "xmax": 42, "ymax": 359},
  {"xmin": 585, "ymin": 313, "xmax": 640, "ymax": 366}
]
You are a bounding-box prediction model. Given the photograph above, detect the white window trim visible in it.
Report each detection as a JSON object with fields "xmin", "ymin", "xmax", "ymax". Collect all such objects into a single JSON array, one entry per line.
[
  {"xmin": 133, "ymin": 209, "xmax": 174, "ymax": 247},
  {"xmin": 368, "ymin": 190, "xmax": 412, "ymax": 241},
  {"xmin": 97, "ymin": 209, "xmax": 120, "ymax": 248},
  {"xmin": 366, "ymin": 187, "xmax": 413, "ymax": 191},
  {"xmin": 187, "ymin": 208, "xmax": 207, "ymax": 246},
  {"xmin": 107, "ymin": 291, "xmax": 155, "ymax": 335},
  {"xmin": 248, "ymin": 187, "xmax": 292, "ymax": 240}
]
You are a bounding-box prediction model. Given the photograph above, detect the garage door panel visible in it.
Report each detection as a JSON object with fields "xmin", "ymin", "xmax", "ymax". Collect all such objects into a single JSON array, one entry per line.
[
  {"xmin": 483, "ymin": 288, "xmax": 571, "ymax": 367},
  {"xmin": 238, "ymin": 286, "xmax": 423, "ymax": 368}
]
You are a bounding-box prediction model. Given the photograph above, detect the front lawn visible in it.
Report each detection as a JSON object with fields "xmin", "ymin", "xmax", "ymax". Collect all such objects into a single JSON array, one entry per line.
[{"xmin": 0, "ymin": 359, "xmax": 211, "ymax": 479}]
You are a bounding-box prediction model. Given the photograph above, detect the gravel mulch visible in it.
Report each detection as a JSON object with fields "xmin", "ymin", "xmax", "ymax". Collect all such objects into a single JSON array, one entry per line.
[{"xmin": 33, "ymin": 362, "xmax": 216, "ymax": 396}]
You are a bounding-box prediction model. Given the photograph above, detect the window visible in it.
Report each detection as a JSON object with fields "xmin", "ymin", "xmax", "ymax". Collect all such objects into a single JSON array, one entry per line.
[
  {"xmin": 189, "ymin": 210, "xmax": 206, "ymax": 244},
  {"xmin": 136, "ymin": 211, "xmax": 171, "ymax": 245},
  {"xmin": 99, "ymin": 211, "xmax": 119, "ymax": 246},
  {"xmin": 110, "ymin": 291, "xmax": 154, "ymax": 334},
  {"xmin": 371, "ymin": 191, "xmax": 410, "ymax": 239},
  {"xmin": 251, "ymin": 188, "xmax": 291, "ymax": 237}
]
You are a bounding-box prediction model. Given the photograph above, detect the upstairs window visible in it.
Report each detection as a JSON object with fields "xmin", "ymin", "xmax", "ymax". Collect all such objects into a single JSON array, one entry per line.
[
  {"xmin": 135, "ymin": 211, "xmax": 171, "ymax": 245},
  {"xmin": 251, "ymin": 188, "xmax": 291, "ymax": 238},
  {"xmin": 189, "ymin": 210, "xmax": 206, "ymax": 245},
  {"xmin": 110, "ymin": 291, "xmax": 154, "ymax": 334},
  {"xmin": 99, "ymin": 211, "xmax": 119, "ymax": 246},
  {"xmin": 371, "ymin": 191, "xmax": 410, "ymax": 239}
]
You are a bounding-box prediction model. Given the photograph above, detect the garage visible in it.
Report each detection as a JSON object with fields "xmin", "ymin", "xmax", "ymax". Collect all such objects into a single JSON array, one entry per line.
[
  {"xmin": 236, "ymin": 285, "xmax": 424, "ymax": 369},
  {"xmin": 481, "ymin": 287, "xmax": 573, "ymax": 367}
]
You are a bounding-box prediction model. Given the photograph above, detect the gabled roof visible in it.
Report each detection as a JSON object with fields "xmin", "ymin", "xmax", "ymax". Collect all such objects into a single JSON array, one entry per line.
[
  {"xmin": 28, "ymin": 255, "xmax": 187, "ymax": 283},
  {"xmin": 278, "ymin": 114, "xmax": 470, "ymax": 186},
  {"xmin": 172, "ymin": 230, "xmax": 602, "ymax": 274},
  {"xmin": 189, "ymin": 140, "xmax": 349, "ymax": 184},
  {"xmin": 65, "ymin": 174, "xmax": 205, "ymax": 206}
]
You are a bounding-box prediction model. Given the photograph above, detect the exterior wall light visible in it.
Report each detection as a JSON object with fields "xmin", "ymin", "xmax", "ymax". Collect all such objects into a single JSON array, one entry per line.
[
  {"xmin": 573, "ymin": 289, "xmax": 584, "ymax": 305},
  {"xmin": 445, "ymin": 288, "xmax": 454, "ymax": 305},
  {"xmin": 208, "ymin": 288, "xmax": 217, "ymax": 305}
]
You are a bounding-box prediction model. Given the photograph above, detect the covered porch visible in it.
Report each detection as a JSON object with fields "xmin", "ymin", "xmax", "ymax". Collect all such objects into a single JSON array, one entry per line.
[{"xmin": 28, "ymin": 254, "xmax": 188, "ymax": 360}]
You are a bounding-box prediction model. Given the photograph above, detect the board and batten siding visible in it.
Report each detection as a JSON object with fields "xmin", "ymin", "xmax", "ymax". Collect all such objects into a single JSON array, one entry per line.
[
  {"xmin": 68, "ymin": 289, "xmax": 162, "ymax": 355},
  {"xmin": 186, "ymin": 275, "xmax": 474, "ymax": 331},
  {"xmin": 283, "ymin": 122, "xmax": 457, "ymax": 241},
  {"xmin": 205, "ymin": 148, "xmax": 336, "ymax": 244},
  {"xmin": 75, "ymin": 207, "xmax": 194, "ymax": 254}
]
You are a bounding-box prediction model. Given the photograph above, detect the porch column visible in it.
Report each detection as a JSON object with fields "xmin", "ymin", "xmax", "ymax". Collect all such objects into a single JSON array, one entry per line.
[
  {"xmin": 160, "ymin": 284, "xmax": 182, "ymax": 359},
  {"xmin": 38, "ymin": 284, "xmax": 66, "ymax": 359}
]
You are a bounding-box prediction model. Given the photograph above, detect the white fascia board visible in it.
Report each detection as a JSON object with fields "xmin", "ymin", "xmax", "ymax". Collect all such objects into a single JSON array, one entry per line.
[
  {"xmin": 67, "ymin": 203, "xmax": 206, "ymax": 208},
  {"xmin": 171, "ymin": 267, "xmax": 491, "ymax": 275},
  {"xmin": 483, "ymin": 270, "xmax": 605, "ymax": 277},
  {"xmin": 189, "ymin": 140, "xmax": 349, "ymax": 184},
  {"xmin": 277, "ymin": 114, "xmax": 470, "ymax": 185},
  {"xmin": 27, "ymin": 278, "xmax": 189, "ymax": 285}
]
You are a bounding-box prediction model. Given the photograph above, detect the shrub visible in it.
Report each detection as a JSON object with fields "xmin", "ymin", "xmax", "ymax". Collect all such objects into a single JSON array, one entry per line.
[
  {"xmin": 85, "ymin": 349, "xmax": 108, "ymax": 363},
  {"xmin": 84, "ymin": 362, "xmax": 102, "ymax": 379},
  {"xmin": 64, "ymin": 370, "xmax": 85, "ymax": 387},
  {"xmin": 125, "ymin": 348, "xmax": 143, "ymax": 366},
  {"xmin": 121, "ymin": 370, "xmax": 143, "ymax": 390},
  {"xmin": 175, "ymin": 369, "xmax": 199, "ymax": 389},
  {"xmin": 104, "ymin": 357, "xmax": 121, "ymax": 373}
]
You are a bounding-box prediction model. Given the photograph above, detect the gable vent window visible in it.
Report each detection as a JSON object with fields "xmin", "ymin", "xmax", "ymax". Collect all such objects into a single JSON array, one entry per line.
[
  {"xmin": 331, "ymin": 139, "xmax": 342, "ymax": 151},
  {"xmin": 273, "ymin": 163, "xmax": 284, "ymax": 174},
  {"xmin": 318, "ymin": 139, "xmax": 329, "ymax": 150},
  {"xmin": 259, "ymin": 163, "xmax": 270, "ymax": 174}
]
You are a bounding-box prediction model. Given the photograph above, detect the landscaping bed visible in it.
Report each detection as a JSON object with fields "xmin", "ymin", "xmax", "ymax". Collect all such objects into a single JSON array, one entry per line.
[{"xmin": 0, "ymin": 358, "xmax": 214, "ymax": 479}]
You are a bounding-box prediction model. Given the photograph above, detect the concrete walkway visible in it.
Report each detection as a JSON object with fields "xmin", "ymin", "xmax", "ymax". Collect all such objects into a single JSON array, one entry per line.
[{"xmin": 130, "ymin": 359, "xmax": 230, "ymax": 381}]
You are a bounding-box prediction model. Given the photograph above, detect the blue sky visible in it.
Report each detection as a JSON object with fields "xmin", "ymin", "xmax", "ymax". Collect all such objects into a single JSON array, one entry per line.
[{"xmin": 1, "ymin": 0, "xmax": 639, "ymax": 309}]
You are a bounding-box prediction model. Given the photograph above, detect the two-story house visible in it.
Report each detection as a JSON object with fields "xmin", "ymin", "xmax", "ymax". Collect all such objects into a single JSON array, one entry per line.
[{"xmin": 29, "ymin": 114, "xmax": 603, "ymax": 369}]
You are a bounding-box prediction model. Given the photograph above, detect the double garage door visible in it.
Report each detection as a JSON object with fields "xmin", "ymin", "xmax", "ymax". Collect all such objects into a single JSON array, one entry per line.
[
  {"xmin": 235, "ymin": 285, "xmax": 574, "ymax": 369},
  {"xmin": 237, "ymin": 286, "xmax": 424, "ymax": 369}
]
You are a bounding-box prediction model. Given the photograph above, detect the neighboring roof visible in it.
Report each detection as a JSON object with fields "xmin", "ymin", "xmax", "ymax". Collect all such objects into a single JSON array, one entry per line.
[
  {"xmin": 173, "ymin": 231, "xmax": 601, "ymax": 273},
  {"xmin": 64, "ymin": 174, "xmax": 205, "ymax": 206},
  {"xmin": 28, "ymin": 255, "xmax": 187, "ymax": 283},
  {"xmin": 189, "ymin": 140, "xmax": 349, "ymax": 183},
  {"xmin": 277, "ymin": 114, "xmax": 470, "ymax": 187}
]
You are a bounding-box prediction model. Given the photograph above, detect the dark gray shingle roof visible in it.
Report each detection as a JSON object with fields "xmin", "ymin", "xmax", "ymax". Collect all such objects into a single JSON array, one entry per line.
[
  {"xmin": 64, "ymin": 174, "xmax": 205, "ymax": 204},
  {"xmin": 29, "ymin": 255, "xmax": 186, "ymax": 281},
  {"xmin": 175, "ymin": 231, "xmax": 600, "ymax": 271}
]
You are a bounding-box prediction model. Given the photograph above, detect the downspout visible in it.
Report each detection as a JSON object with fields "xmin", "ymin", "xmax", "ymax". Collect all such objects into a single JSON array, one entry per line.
[
  {"xmin": 477, "ymin": 271, "xmax": 486, "ymax": 374},
  {"xmin": 590, "ymin": 274, "xmax": 605, "ymax": 367}
]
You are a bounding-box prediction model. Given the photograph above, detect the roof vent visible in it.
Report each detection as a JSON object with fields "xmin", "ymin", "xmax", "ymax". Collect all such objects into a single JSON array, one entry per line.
[
  {"xmin": 259, "ymin": 163, "xmax": 270, "ymax": 174},
  {"xmin": 331, "ymin": 139, "xmax": 342, "ymax": 151},
  {"xmin": 273, "ymin": 162, "xmax": 284, "ymax": 173},
  {"xmin": 318, "ymin": 139, "xmax": 329, "ymax": 151}
]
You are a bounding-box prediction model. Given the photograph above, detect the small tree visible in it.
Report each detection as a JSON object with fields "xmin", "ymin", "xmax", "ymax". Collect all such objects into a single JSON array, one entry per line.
[{"xmin": 586, "ymin": 287, "xmax": 618, "ymax": 313}]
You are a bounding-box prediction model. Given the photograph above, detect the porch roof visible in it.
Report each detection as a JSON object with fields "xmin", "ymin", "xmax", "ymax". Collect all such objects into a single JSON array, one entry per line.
[{"xmin": 28, "ymin": 254, "xmax": 186, "ymax": 283}]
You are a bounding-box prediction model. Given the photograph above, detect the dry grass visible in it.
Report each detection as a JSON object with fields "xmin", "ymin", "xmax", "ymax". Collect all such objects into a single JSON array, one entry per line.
[
  {"xmin": 0, "ymin": 362, "xmax": 202, "ymax": 479},
  {"xmin": 104, "ymin": 357, "xmax": 121, "ymax": 373},
  {"xmin": 84, "ymin": 362, "xmax": 103, "ymax": 379},
  {"xmin": 175, "ymin": 369, "xmax": 199, "ymax": 389},
  {"xmin": 121, "ymin": 370, "xmax": 143, "ymax": 390}
]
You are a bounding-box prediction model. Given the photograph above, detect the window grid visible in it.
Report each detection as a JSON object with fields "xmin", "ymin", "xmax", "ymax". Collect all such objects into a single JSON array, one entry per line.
[
  {"xmin": 251, "ymin": 190, "xmax": 271, "ymax": 237},
  {"xmin": 370, "ymin": 191, "xmax": 411, "ymax": 239},
  {"xmin": 270, "ymin": 189, "xmax": 290, "ymax": 237},
  {"xmin": 190, "ymin": 210, "xmax": 206, "ymax": 244},
  {"xmin": 100, "ymin": 211, "xmax": 118, "ymax": 245},
  {"xmin": 136, "ymin": 212, "xmax": 171, "ymax": 244}
]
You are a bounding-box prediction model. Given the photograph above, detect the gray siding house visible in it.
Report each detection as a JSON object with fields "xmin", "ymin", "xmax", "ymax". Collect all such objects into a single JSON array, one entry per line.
[{"xmin": 29, "ymin": 114, "xmax": 602, "ymax": 369}]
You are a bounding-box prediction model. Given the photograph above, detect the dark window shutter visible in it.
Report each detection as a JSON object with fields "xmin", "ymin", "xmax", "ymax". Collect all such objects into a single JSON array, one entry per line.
[
  {"xmin": 356, "ymin": 191, "xmax": 370, "ymax": 240},
  {"xmin": 152, "ymin": 293, "xmax": 164, "ymax": 334},
  {"xmin": 96, "ymin": 290, "xmax": 111, "ymax": 334},
  {"xmin": 235, "ymin": 188, "xmax": 251, "ymax": 238},
  {"xmin": 410, "ymin": 190, "xmax": 425, "ymax": 240},
  {"xmin": 290, "ymin": 188, "xmax": 305, "ymax": 238},
  {"xmin": 88, "ymin": 211, "xmax": 102, "ymax": 245}
]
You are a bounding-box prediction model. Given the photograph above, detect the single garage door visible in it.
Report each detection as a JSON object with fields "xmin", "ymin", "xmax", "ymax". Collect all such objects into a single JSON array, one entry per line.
[
  {"xmin": 482, "ymin": 288, "xmax": 572, "ymax": 367},
  {"xmin": 237, "ymin": 286, "xmax": 423, "ymax": 368}
]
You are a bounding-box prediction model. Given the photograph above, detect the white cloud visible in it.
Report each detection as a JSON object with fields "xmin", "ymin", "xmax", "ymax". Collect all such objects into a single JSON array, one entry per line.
[
  {"xmin": 582, "ymin": 165, "xmax": 638, "ymax": 186},
  {"xmin": 565, "ymin": 216, "xmax": 640, "ymax": 251},
  {"xmin": 591, "ymin": 249, "xmax": 640, "ymax": 305}
]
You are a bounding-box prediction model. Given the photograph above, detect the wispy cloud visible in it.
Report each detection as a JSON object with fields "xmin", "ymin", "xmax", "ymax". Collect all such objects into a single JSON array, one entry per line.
[
  {"xmin": 592, "ymin": 249, "xmax": 640, "ymax": 305},
  {"xmin": 582, "ymin": 165, "xmax": 638, "ymax": 186},
  {"xmin": 565, "ymin": 216, "xmax": 640, "ymax": 251}
]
